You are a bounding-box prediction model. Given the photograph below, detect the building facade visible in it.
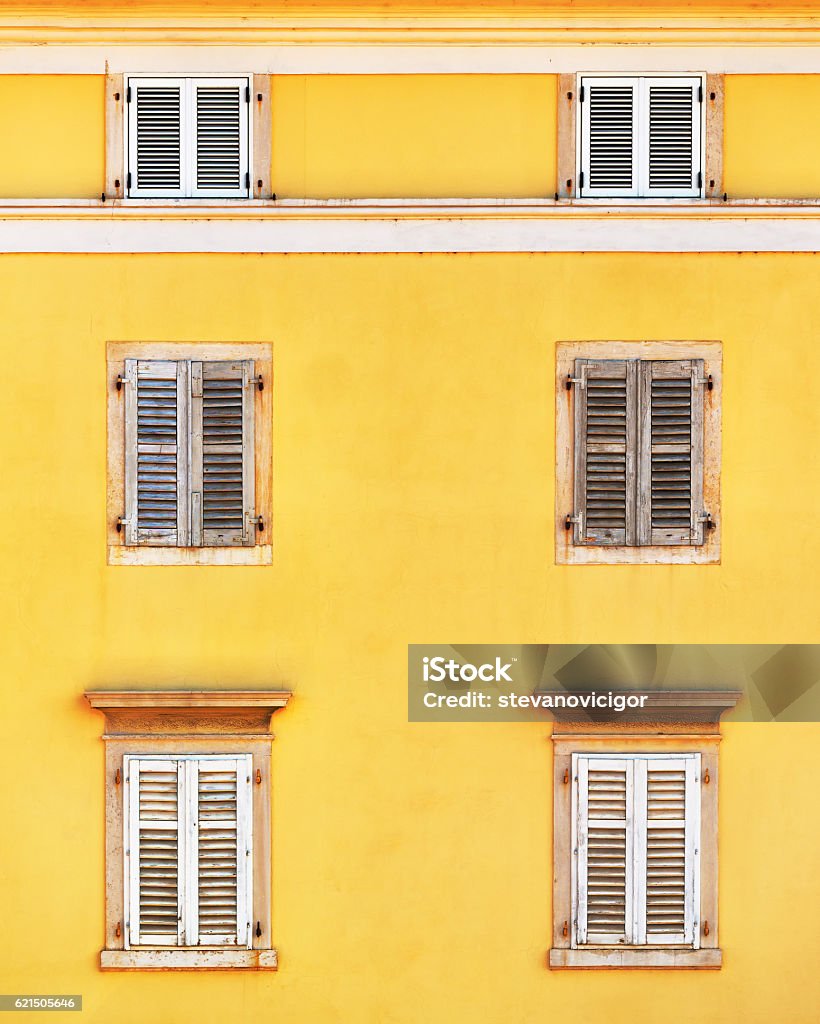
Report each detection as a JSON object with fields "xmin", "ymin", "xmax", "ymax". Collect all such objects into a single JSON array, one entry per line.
[{"xmin": 0, "ymin": 2, "xmax": 819, "ymax": 1022}]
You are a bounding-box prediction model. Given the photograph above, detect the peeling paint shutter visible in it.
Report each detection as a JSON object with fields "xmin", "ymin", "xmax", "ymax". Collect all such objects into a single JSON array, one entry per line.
[
  {"xmin": 191, "ymin": 361, "xmax": 256, "ymax": 547},
  {"xmin": 574, "ymin": 754, "xmax": 700, "ymax": 950},
  {"xmin": 126, "ymin": 758, "xmax": 183, "ymax": 947},
  {"xmin": 637, "ymin": 359, "xmax": 705, "ymax": 545},
  {"xmin": 572, "ymin": 359, "xmax": 638, "ymax": 546},
  {"xmin": 191, "ymin": 758, "xmax": 252, "ymax": 947},
  {"xmin": 575, "ymin": 757, "xmax": 633, "ymax": 945},
  {"xmin": 645, "ymin": 78, "xmax": 702, "ymax": 198},
  {"xmin": 124, "ymin": 359, "xmax": 189, "ymax": 546},
  {"xmin": 191, "ymin": 79, "xmax": 250, "ymax": 199},
  {"xmin": 580, "ymin": 77, "xmax": 638, "ymax": 198},
  {"xmin": 128, "ymin": 79, "xmax": 186, "ymax": 198}
]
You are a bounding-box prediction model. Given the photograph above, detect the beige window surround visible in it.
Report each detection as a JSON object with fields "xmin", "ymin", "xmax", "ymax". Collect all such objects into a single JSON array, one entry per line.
[
  {"xmin": 556, "ymin": 73, "xmax": 724, "ymax": 201},
  {"xmin": 555, "ymin": 340, "xmax": 722, "ymax": 566},
  {"xmin": 85, "ymin": 689, "xmax": 291, "ymax": 971},
  {"xmin": 104, "ymin": 72, "xmax": 272, "ymax": 202},
  {"xmin": 106, "ymin": 341, "xmax": 273, "ymax": 566},
  {"xmin": 548, "ymin": 689, "xmax": 740, "ymax": 970}
]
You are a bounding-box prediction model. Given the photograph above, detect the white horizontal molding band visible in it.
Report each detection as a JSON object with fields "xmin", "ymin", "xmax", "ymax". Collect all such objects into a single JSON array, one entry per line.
[
  {"xmin": 6, "ymin": 44, "xmax": 820, "ymax": 75},
  {"xmin": 4, "ymin": 205, "xmax": 820, "ymax": 252}
]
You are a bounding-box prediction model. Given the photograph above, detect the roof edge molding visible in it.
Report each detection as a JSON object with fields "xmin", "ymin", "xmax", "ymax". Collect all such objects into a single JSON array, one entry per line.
[{"xmin": 84, "ymin": 689, "xmax": 292, "ymax": 737}]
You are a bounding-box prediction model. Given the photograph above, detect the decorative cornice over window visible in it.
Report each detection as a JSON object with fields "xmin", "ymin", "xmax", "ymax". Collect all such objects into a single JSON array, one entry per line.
[{"xmin": 85, "ymin": 689, "xmax": 291, "ymax": 735}]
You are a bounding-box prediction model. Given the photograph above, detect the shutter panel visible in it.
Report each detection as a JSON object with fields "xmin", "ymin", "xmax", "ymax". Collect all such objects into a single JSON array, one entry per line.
[
  {"xmin": 639, "ymin": 757, "xmax": 700, "ymax": 947},
  {"xmin": 191, "ymin": 360, "xmax": 256, "ymax": 547},
  {"xmin": 123, "ymin": 359, "xmax": 190, "ymax": 546},
  {"xmin": 575, "ymin": 756, "xmax": 634, "ymax": 945},
  {"xmin": 190, "ymin": 78, "xmax": 250, "ymax": 199},
  {"xmin": 191, "ymin": 757, "xmax": 252, "ymax": 947},
  {"xmin": 580, "ymin": 77, "xmax": 638, "ymax": 198},
  {"xmin": 128, "ymin": 78, "xmax": 186, "ymax": 198},
  {"xmin": 573, "ymin": 359, "xmax": 638, "ymax": 546},
  {"xmin": 126, "ymin": 758, "xmax": 183, "ymax": 947},
  {"xmin": 644, "ymin": 77, "xmax": 702, "ymax": 198},
  {"xmin": 637, "ymin": 359, "xmax": 705, "ymax": 546}
]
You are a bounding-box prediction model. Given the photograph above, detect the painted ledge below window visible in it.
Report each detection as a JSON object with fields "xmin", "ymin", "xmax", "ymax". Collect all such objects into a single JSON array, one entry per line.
[
  {"xmin": 100, "ymin": 949, "xmax": 278, "ymax": 971},
  {"xmin": 549, "ymin": 948, "xmax": 721, "ymax": 970}
]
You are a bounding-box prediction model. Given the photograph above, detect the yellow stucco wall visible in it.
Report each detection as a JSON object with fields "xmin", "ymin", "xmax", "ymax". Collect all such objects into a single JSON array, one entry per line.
[
  {"xmin": 0, "ymin": 252, "xmax": 818, "ymax": 1022},
  {"xmin": 0, "ymin": 75, "xmax": 104, "ymax": 198},
  {"xmin": 724, "ymin": 74, "xmax": 820, "ymax": 198},
  {"xmin": 271, "ymin": 74, "xmax": 557, "ymax": 198}
]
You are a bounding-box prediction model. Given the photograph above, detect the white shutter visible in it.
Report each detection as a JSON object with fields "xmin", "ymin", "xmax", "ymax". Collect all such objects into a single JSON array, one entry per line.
[
  {"xmin": 643, "ymin": 77, "xmax": 702, "ymax": 198},
  {"xmin": 127, "ymin": 78, "xmax": 186, "ymax": 198},
  {"xmin": 579, "ymin": 75, "xmax": 703, "ymax": 199},
  {"xmin": 190, "ymin": 79, "xmax": 250, "ymax": 199},
  {"xmin": 123, "ymin": 359, "xmax": 190, "ymax": 547},
  {"xmin": 124, "ymin": 755, "xmax": 252, "ymax": 949},
  {"xmin": 125, "ymin": 758, "xmax": 184, "ymax": 947},
  {"xmin": 573, "ymin": 753, "xmax": 700, "ymax": 949},
  {"xmin": 579, "ymin": 77, "xmax": 638, "ymax": 198}
]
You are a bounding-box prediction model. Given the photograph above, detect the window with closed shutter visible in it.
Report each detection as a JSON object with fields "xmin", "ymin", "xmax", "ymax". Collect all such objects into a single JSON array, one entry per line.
[
  {"xmin": 571, "ymin": 357, "xmax": 710, "ymax": 546},
  {"xmin": 579, "ymin": 75, "xmax": 702, "ymax": 198},
  {"xmin": 126, "ymin": 76, "xmax": 250, "ymax": 199},
  {"xmin": 124, "ymin": 755, "xmax": 253, "ymax": 949},
  {"xmin": 572, "ymin": 753, "xmax": 700, "ymax": 950},
  {"xmin": 124, "ymin": 358, "xmax": 257, "ymax": 548}
]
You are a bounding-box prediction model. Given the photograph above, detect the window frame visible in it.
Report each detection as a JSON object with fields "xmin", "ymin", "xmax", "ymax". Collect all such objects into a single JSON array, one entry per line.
[
  {"xmin": 105, "ymin": 72, "xmax": 272, "ymax": 202},
  {"xmin": 106, "ymin": 342, "xmax": 273, "ymax": 566},
  {"xmin": 555, "ymin": 341, "xmax": 722, "ymax": 565},
  {"xmin": 556, "ymin": 73, "xmax": 724, "ymax": 202},
  {"xmin": 548, "ymin": 692, "xmax": 740, "ymax": 970},
  {"xmin": 85, "ymin": 689, "xmax": 290, "ymax": 971}
]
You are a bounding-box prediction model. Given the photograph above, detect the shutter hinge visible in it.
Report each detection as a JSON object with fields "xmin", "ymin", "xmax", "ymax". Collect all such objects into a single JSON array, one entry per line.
[
  {"xmin": 126, "ymin": 85, "xmax": 131, "ymax": 103},
  {"xmin": 116, "ymin": 516, "xmax": 130, "ymax": 533},
  {"xmin": 695, "ymin": 373, "xmax": 713, "ymax": 391},
  {"xmin": 698, "ymin": 84, "xmax": 704, "ymax": 103},
  {"xmin": 114, "ymin": 768, "xmax": 121, "ymax": 785},
  {"xmin": 580, "ymin": 84, "xmax": 585, "ymax": 102},
  {"xmin": 255, "ymin": 921, "xmax": 262, "ymax": 938},
  {"xmin": 694, "ymin": 511, "xmax": 716, "ymax": 532},
  {"xmin": 116, "ymin": 374, "xmax": 129, "ymax": 391},
  {"xmin": 251, "ymin": 515, "xmax": 265, "ymax": 534},
  {"xmin": 565, "ymin": 513, "xmax": 582, "ymax": 531},
  {"xmin": 565, "ymin": 374, "xmax": 585, "ymax": 390},
  {"xmin": 246, "ymin": 373, "xmax": 264, "ymax": 391}
]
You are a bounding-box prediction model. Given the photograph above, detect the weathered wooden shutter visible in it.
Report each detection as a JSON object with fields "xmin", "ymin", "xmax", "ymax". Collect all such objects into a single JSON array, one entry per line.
[
  {"xmin": 191, "ymin": 757, "xmax": 252, "ymax": 947},
  {"xmin": 128, "ymin": 78, "xmax": 186, "ymax": 198},
  {"xmin": 126, "ymin": 758, "xmax": 183, "ymax": 947},
  {"xmin": 575, "ymin": 757, "xmax": 633, "ymax": 945},
  {"xmin": 580, "ymin": 77, "xmax": 638, "ymax": 198},
  {"xmin": 190, "ymin": 79, "xmax": 250, "ymax": 199},
  {"xmin": 644, "ymin": 78, "xmax": 702, "ymax": 198},
  {"xmin": 572, "ymin": 359, "xmax": 638, "ymax": 546},
  {"xmin": 124, "ymin": 359, "xmax": 190, "ymax": 546},
  {"xmin": 574, "ymin": 754, "xmax": 700, "ymax": 950},
  {"xmin": 191, "ymin": 361, "xmax": 256, "ymax": 547},
  {"xmin": 638, "ymin": 757, "xmax": 700, "ymax": 946},
  {"xmin": 637, "ymin": 359, "xmax": 705, "ymax": 545}
]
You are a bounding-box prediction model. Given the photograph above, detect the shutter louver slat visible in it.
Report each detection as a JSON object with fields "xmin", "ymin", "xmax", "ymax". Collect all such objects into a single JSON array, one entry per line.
[
  {"xmin": 586, "ymin": 768, "xmax": 629, "ymax": 939},
  {"xmin": 197, "ymin": 767, "xmax": 240, "ymax": 942}
]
